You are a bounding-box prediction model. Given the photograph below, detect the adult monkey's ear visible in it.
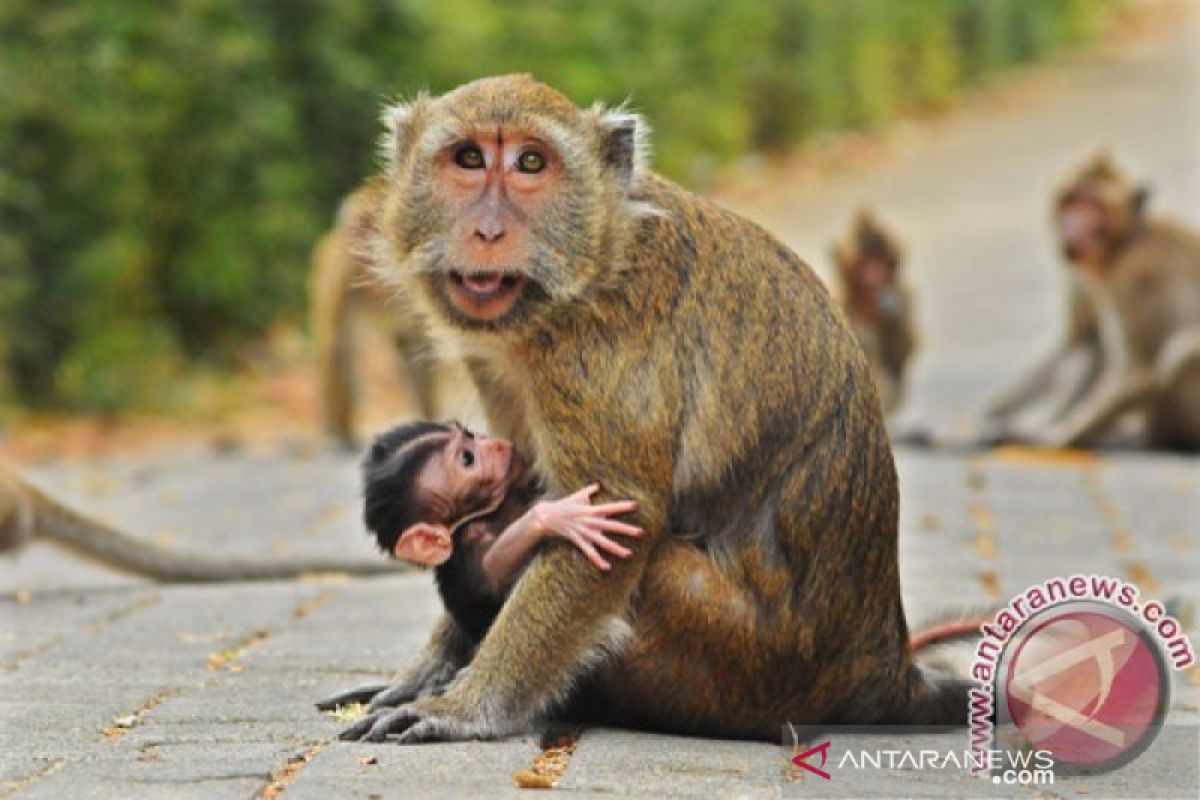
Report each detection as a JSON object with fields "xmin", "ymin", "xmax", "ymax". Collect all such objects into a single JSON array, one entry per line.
[
  {"xmin": 593, "ymin": 104, "xmax": 650, "ymax": 190},
  {"xmin": 379, "ymin": 92, "xmax": 432, "ymax": 174},
  {"xmin": 394, "ymin": 522, "xmax": 453, "ymax": 567}
]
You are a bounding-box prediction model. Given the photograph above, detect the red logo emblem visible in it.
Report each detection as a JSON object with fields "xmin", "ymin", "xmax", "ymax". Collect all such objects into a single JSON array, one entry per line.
[
  {"xmin": 1004, "ymin": 608, "xmax": 1168, "ymax": 769},
  {"xmin": 791, "ymin": 740, "xmax": 832, "ymax": 780}
]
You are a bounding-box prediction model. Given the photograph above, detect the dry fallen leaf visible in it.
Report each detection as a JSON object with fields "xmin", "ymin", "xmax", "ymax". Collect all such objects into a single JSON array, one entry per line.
[
  {"xmin": 102, "ymin": 714, "xmax": 139, "ymax": 739},
  {"xmin": 969, "ymin": 502, "xmax": 994, "ymax": 534},
  {"xmin": 206, "ymin": 629, "xmax": 268, "ymax": 670},
  {"xmin": 979, "ymin": 571, "xmax": 1002, "ymax": 601},
  {"xmin": 512, "ymin": 770, "xmax": 556, "ymax": 789},
  {"xmin": 975, "ymin": 533, "xmax": 997, "ymax": 559},
  {"xmin": 990, "ymin": 445, "xmax": 1097, "ymax": 467},
  {"xmin": 1113, "ymin": 528, "xmax": 1133, "ymax": 553},
  {"xmin": 512, "ymin": 736, "xmax": 578, "ymax": 790},
  {"xmin": 261, "ymin": 743, "xmax": 323, "ymax": 800},
  {"xmin": 325, "ymin": 702, "xmax": 366, "ymax": 723},
  {"xmin": 1125, "ymin": 562, "xmax": 1161, "ymax": 593}
]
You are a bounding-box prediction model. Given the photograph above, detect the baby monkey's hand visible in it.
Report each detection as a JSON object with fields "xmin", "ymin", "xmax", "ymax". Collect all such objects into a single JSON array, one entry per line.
[{"xmin": 528, "ymin": 484, "xmax": 642, "ymax": 570}]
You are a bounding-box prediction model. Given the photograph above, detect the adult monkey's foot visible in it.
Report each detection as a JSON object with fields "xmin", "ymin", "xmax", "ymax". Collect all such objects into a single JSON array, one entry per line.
[{"xmin": 338, "ymin": 694, "xmax": 510, "ymax": 744}]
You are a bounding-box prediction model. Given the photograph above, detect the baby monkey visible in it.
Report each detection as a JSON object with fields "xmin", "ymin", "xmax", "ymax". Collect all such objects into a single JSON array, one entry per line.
[{"xmin": 361, "ymin": 420, "xmax": 642, "ymax": 641}]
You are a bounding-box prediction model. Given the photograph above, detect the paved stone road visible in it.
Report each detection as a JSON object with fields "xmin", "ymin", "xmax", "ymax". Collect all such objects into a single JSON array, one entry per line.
[{"xmin": 3, "ymin": 7, "xmax": 1198, "ymax": 799}]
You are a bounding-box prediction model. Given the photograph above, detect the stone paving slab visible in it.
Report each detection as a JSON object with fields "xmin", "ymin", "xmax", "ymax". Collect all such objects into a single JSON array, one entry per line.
[
  {"xmin": 0, "ymin": 588, "xmax": 154, "ymax": 665},
  {"xmin": 13, "ymin": 746, "xmax": 274, "ymax": 800},
  {"xmin": 558, "ymin": 729, "xmax": 788, "ymax": 798},
  {"xmin": 282, "ymin": 738, "xmax": 542, "ymax": 800}
]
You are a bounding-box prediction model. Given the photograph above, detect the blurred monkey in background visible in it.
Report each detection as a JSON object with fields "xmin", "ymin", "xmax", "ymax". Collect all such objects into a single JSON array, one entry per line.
[
  {"xmin": 982, "ymin": 152, "xmax": 1200, "ymax": 449},
  {"xmin": 833, "ymin": 209, "xmax": 918, "ymax": 418},
  {"xmin": 310, "ymin": 178, "xmax": 444, "ymax": 448}
]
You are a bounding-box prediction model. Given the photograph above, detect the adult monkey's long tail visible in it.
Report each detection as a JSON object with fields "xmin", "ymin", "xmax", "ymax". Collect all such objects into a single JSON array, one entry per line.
[
  {"xmin": 1, "ymin": 464, "xmax": 402, "ymax": 582},
  {"xmin": 902, "ymin": 669, "xmax": 974, "ymax": 725},
  {"xmin": 900, "ymin": 613, "xmax": 992, "ymax": 725}
]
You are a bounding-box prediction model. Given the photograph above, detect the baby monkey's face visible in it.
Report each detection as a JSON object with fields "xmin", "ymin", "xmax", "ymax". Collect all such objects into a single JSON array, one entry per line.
[
  {"xmin": 417, "ymin": 423, "xmax": 523, "ymax": 528},
  {"xmin": 364, "ymin": 420, "xmax": 528, "ymax": 568}
]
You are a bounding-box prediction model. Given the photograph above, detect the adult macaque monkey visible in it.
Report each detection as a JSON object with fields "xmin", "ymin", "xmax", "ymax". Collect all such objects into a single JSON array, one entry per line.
[
  {"xmin": 338, "ymin": 75, "xmax": 966, "ymax": 743},
  {"xmin": 310, "ymin": 178, "xmax": 442, "ymax": 448},
  {"xmin": 833, "ymin": 209, "xmax": 917, "ymax": 416},
  {"xmin": 981, "ymin": 153, "xmax": 1200, "ymax": 449},
  {"xmin": 0, "ymin": 463, "xmax": 401, "ymax": 581}
]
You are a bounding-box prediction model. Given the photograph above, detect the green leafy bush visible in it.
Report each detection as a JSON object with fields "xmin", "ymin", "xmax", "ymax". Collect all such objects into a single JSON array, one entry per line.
[{"xmin": 0, "ymin": 0, "xmax": 1119, "ymax": 410}]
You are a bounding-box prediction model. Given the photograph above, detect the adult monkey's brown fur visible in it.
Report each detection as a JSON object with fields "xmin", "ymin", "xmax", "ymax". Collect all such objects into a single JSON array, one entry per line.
[
  {"xmin": 833, "ymin": 209, "xmax": 917, "ymax": 416},
  {"xmin": 0, "ymin": 464, "xmax": 401, "ymax": 582},
  {"xmin": 982, "ymin": 153, "xmax": 1200, "ymax": 449},
  {"xmin": 310, "ymin": 178, "xmax": 441, "ymax": 448},
  {"xmin": 339, "ymin": 75, "xmax": 966, "ymax": 743}
]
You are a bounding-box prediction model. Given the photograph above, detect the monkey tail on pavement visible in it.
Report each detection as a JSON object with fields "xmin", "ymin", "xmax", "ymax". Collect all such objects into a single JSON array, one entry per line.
[
  {"xmin": 909, "ymin": 612, "xmax": 991, "ymax": 651},
  {"xmin": 898, "ymin": 612, "xmax": 993, "ymax": 726},
  {"xmin": 902, "ymin": 667, "xmax": 973, "ymax": 726},
  {"xmin": 30, "ymin": 479, "xmax": 404, "ymax": 583}
]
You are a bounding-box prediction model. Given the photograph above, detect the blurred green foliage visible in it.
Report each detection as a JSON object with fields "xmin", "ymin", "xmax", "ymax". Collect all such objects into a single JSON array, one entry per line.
[{"xmin": 0, "ymin": 0, "xmax": 1117, "ymax": 411}]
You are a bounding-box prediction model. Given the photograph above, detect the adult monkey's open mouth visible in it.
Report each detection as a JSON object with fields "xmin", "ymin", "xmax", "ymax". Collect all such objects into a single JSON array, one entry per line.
[{"xmin": 446, "ymin": 269, "xmax": 527, "ymax": 321}]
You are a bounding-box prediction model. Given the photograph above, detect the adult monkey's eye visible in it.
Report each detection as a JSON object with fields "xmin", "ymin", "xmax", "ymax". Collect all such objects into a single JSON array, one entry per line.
[
  {"xmin": 517, "ymin": 150, "xmax": 546, "ymax": 174},
  {"xmin": 454, "ymin": 145, "xmax": 485, "ymax": 170}
]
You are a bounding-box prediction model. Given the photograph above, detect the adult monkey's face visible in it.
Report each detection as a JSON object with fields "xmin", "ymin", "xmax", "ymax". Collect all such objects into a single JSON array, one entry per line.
[
  {"xmin": 834, "ymin": 210, "xmax": 904, "ymax": 320},
  {"xmin": 374, "ymin": 74, "xmax": 651, "ymax": 333},
  {"xmin": 1054, "ymin": 152, "xmax": 1150, "ymax": 274}
]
